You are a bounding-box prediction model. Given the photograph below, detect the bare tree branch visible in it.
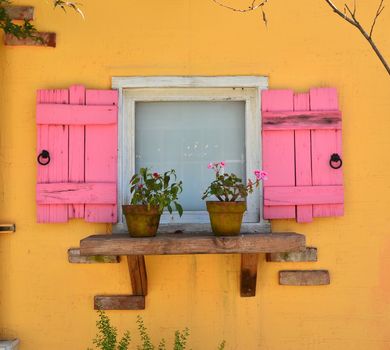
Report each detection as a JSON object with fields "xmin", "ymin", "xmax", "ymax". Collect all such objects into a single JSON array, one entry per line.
[
  {"xmin": 324, "ymin": 0, "xmax": 389, "ymax": 75},
  {"xmin": 211, "ymin": 0, "xmax": 266, "ymax": 13},
  {"xmin": 370, "ymin": 0, "xmax": 385, "ymax": 38}
]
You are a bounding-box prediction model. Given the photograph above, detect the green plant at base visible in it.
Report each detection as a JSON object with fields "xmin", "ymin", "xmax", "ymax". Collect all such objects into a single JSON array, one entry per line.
[
  {"xmin": 88, "ymin": 309, "xmax": 226, "ymax": 350},
  {"xmin": 88, "ymin": 309, "xmax": 131, "ymax": 350}
]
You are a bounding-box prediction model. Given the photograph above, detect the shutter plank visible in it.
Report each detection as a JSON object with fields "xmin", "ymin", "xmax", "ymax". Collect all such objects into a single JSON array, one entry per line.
[
  {"xmin": 262, "ymin": 90, "xmax": 295, "ymax": 219},
  {"xmin": 294, "ymin": 93, "xmax": 313, "ymax": 222},
  {"xmin": 69, "ymin": 85, "xmax": 86, "ymax": 219},
  {"xmin": 310, "ymin": 88, "xmax": 343, "ymax": 217},
  {"xmin": 37, "ymin": 89, "xmax": 69, "ymax": 223},
  {"xmin": 85, "ymin": 90, "xmax": 118, "ymax": 223}
]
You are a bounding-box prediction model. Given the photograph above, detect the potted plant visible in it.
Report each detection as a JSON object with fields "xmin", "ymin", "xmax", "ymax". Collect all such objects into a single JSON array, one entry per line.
[
  {"xmin": 202, "ymin": 162, "xmax": 267, "ymax": 236},
  {"xmin": 123, "ymin": 168, "xmax": 183, "ymax": 237}
]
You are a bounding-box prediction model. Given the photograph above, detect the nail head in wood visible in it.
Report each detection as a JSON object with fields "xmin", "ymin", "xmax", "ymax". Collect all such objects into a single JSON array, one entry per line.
[
  {"xmin": 94, "ymin": 295, "xmax": 145, "ymax": 310},
  {"xmin": 4, "ymin": 32, "xmax": 56, "ymax": 47},
  {"xmin": 279, "ymin": 270, "xmax": 330, "ymax": 286},
  {"xmin": 266, "ymin": 247, "xmax": 317, "ymax": 262},
  {"xmin": 67, "ymin": 248, "xmax": 119, "ymax": 264}
]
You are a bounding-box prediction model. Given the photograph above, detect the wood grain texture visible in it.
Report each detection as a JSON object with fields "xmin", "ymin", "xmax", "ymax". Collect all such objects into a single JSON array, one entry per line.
[
  {"xmin": 294, "ymin": 93, "xmax": 313, "ymax": 223},
  {"xmin": 37, "ymin": 89, "xmax": 69, "ymax": 223},
  {"xmin": 264, "ymin": 186, "xmax": 344, "ymax": 206},
  {"xmin": 263, "ymin": 110, "xmax": 341, "ymax": 130},
  {"xmin": 240, "ymin": 253, "xmax": 259, "ymax": 297},
  {"xmin": 69, "ymin": 85, "xmax": 86, "ymax": 219},
  {"xmin": 5, "ymin": 32, "xmax": 56, "ymax": 47},
  {"xmin": 262, "ymin": 90, "xmax": 296, "ymax": 219},
  {"xmin": 127, "ymin": 256, "xmax": 148, "ymax": 296},
  {"xmin": 80, "ymin": 232, "xmax": 306, "ymax": 256},
  {"xmin": 85, "ymin": 90, "xmax": 118, "ymax": 223},
  {"xmin": 279, "ymin": 270, "xmax": 330, "ymax": 285},
  {"xmin": 94, "ymin": 295, "xmax": 145, "ymax": 310},
  {"xmin": 36, "ymin": 104, "xmax": 117, "ymax": 125},
  {"xmin": 266, "ymin": 247, "xmax": 317, "ymax": 262},
  {"xmin": 4, "ymin": 5, "xmax": 34, "ymax": 20},
  {"xmin": 36, "ymin": 182, "xmax": 116, "ymax": 204},
  {"xmin": 68, "ymin": 248, "xmax": 120, "ymax": 264}
]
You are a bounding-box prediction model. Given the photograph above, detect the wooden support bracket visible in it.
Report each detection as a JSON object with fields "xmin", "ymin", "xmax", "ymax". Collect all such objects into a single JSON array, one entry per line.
[
  {"xmin": 240, "ymin": 253, "xmax": 259, "ymax": 297},
  {"xmin": 127, "ymin": 255, "xmax": 148, "ymax": 296}
]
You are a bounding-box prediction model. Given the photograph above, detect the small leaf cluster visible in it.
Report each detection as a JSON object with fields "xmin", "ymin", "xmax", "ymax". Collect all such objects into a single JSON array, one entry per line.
[
  {"xmin": 202, "ymin": 162, "xmax": 263, "ymax": 202},
  {"xmin": 88, "ymin": 309, "xmax": 131, "ymax": 350},
  {"xmin": 88, "ymin": 310, "xmax": 226, "ymax": 350},
  {"xmin": 0, "ymin": 0, "xmax": 41, "ymax": 42},
  {"xmin": 130, "ymin": 168, "xmax": 183, "ymax": 216}
]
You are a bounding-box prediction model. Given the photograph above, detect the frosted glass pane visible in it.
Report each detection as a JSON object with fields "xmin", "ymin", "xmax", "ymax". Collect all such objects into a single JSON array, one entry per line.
[{"xmin": 135, "ymin": 101, "xmax": 245, "ymax": 211}]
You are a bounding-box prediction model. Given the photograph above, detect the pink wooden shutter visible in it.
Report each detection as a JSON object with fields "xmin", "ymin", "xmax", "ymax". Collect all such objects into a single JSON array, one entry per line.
[
  {"xmin": 36, "ymin": 85, "xmax": 118, "ymax": 223},
  {"xmin": 262, "ymin": 88, "xmax": 343, "ymax": 223}
]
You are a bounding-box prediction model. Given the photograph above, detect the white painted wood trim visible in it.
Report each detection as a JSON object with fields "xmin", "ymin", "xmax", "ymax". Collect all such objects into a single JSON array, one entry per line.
[
  {"xmin": 112, "ymin": 76, "xmax": 269, "ymax": 232},
  {"xmin": 112, "ymin": 76, "xmax": 268, "ymax": 89}
]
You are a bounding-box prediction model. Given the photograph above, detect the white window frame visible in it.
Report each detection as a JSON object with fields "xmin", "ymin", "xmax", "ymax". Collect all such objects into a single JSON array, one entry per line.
[{"xmin": 112, "ymin": 76, "xmax": 270, "ymax": 233}]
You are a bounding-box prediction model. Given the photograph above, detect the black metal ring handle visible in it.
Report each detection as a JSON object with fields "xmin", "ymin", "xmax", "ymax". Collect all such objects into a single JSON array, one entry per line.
[
  {"xmin": 37, "ymin": 150, "xmax": 50, "ymax": 166},
  {"xmin": 329, "ymin": 153, "xmax": 342, "ymax": 169}
]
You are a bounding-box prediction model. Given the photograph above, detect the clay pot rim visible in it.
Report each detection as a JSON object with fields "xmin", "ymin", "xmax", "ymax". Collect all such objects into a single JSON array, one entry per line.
[{"xmin": 122, "ymin": 204, "xmax": 162, "ymax": 215}]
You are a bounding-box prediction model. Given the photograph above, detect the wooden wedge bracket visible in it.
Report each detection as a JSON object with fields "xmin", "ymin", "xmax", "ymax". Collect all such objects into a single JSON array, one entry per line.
[{"xmin": 240, "ymin": 253, "xmax": 259, "ymax": 297}]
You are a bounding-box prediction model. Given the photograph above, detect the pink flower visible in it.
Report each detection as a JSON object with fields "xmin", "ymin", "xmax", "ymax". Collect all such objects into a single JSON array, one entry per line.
[
  {"xmin": 254, "ymin": 169, "xmax": 268, "ymax": 180},
  {"xmin": 138, "ymin": 184, "xmax": 144, "ymax": 189},
  {"xmin": 220, "ymin": 161, "xmax": 226, "ymax": 167},
  {"xmin": 153, "ymin": 172, "xmax": 160, "ymax": 178},
  {"xmin": 207, "ymin": 162, "xmax": 214, "ymax": 169}
]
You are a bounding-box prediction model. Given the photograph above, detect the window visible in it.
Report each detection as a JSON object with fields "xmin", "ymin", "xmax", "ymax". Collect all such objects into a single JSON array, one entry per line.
[{"xmin": 113, "ymin": 77, "xmax": 269, "ymax": 231}]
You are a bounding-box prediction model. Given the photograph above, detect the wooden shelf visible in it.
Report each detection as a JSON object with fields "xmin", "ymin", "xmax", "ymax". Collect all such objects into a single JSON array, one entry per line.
[
  {"xmin": 80, "ymin": 232, "xmax": 305, "ymax": 256},
  {"xmin": 79, "ymin": 232, "xmax": 306, "ymax": 310}
]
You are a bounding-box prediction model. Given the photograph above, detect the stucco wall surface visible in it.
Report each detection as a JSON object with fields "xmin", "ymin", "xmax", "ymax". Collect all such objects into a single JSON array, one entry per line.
[{"xmin": 0, "ymin": 0, "xmax": 390, "ymax": 349}]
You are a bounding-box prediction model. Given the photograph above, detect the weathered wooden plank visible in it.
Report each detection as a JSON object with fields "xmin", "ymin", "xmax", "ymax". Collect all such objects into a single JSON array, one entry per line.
[
  {"xmin": 5, "ymin": 32, "xmax": 56, "ymax": 47},
  {"xmin": 266, "ymin": 247, "xmax": 317, "ymax": 262},
  {"xmin": 279, "ymin": 270, "xmax": 330, "ymax": 285},
  {"xmin": 36, "ymin": 183, "xmax": 116, "ymax": 204},
  {"xmin": 85, "ymin": 89, "xmax": 118, "ymax": 223},
  {"xmin": 262, "ymin": 89, "xmax": 296, "ymax": 220},
  {"xmin": 36, "ymin": 104, "xmax": 117, "ymax": 125},
  {"xmin": 127, "ymin": 256, "xmax": 148, "ymax": 296},
  {"xmin": 69, "ymin": 85, "xmax": 86, "ymax": 219},
  {"xmin": 263, "ymin": 110, "xmax": 341, "ymax": 130},
  {"xmin": 80, "ymin": 232, "xmax": 306, "ymax": 256},
  {"xmin": 0, "ymin": 224, "xmax": 16, "ymax": 233},
  {"xmin": 264, "ymin": 186, "xmax": 344, "ymax": 206},
  {"xmin": 240, "ymin": 253, "xmax": 259, "ymax": 297},
  {"xmin": 94, "ymin": 295, "xmax": 145, "ymax": 310},
  {"xmin": 36, "ymin": 89, "xmax": 69, "ymax": 223},
  {"xmin": 4, "ymin": 5, "xmax": 34, "ymax": 20},
  {"xmin": 68, "ymin": 248, "xmax": 119, "ymax": 264},
  {"xmin": 294, "ymin": 92, "xmax": 313, "ymax": 223}
]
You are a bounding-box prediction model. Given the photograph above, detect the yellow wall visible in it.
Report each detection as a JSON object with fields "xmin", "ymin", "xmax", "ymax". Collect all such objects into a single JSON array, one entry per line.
[{"xmin": 1, "ymin": 0, "xmax": 390, "ymax": 349}]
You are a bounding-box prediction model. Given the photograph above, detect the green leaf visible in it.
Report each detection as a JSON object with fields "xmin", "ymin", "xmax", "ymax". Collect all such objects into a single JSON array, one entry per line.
[{"xmin": 174, "ymin": 202, "xmax": 183, "ymax": 217}]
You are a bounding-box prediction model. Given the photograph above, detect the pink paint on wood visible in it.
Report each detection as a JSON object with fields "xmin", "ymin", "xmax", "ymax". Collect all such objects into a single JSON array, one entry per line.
[
  {"xmin": 36, "ymin": 104, "xmax": 117, "ymax": 125},
  {"xmin": 262, "ymin": 89, "xmax": 294, "ymax": 112},
  {"xmin": 264, "ymin": 186, "xmax": 344, "ymax": 206},
  {"xmin": 262, "ymin": 90, "xmax": 296, "ymax": 219},
  {"xmin": 262, "ymin": 110, "xmax": 341, "ymax": 130},
  {"xmin": 310, "ymin": 88, "xmax": 339, "ymax": 110},
  {"xmin": 36, "ymin": 89, "xmax": 69, "ymax": 223},
  {"xmin": 69, "ymin": 85, "xmax": 86, "ymax": 219},
  {"xmin": 84, "ymin": 89, "xmax": 118, "ymax": 223},
  {"xmin": 37, "ymin": 183, "xmax": 116, "ymax": 204},
  {"xmin": 294, "ymin": 92, "xmax": 313, "ymax": 223}
]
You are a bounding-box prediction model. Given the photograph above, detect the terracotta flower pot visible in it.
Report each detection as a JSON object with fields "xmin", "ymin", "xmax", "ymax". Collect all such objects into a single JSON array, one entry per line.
[
  {"xmin": 122, "ymin": 205, "xmax": 161, "ymax": 237},
  {"xmin": 206, "ymin": 201, "xmax": 246, "ymax": 236}
]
